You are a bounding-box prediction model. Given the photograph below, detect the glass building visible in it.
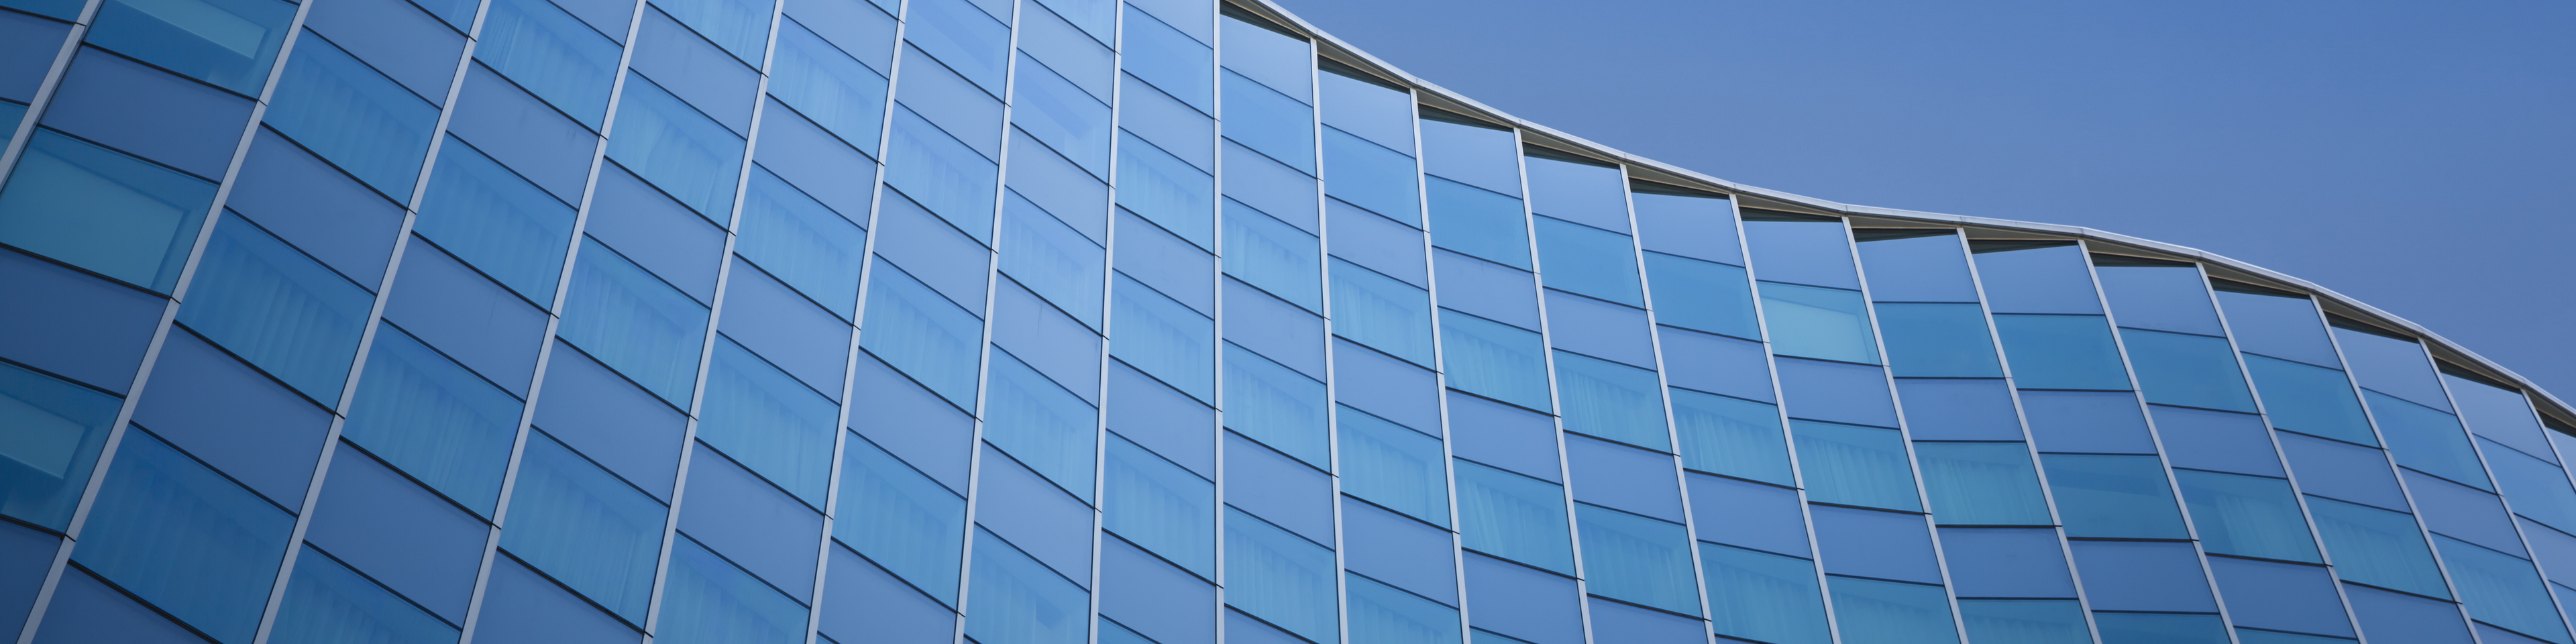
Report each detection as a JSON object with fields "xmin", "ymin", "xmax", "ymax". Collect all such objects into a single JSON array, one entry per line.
[{"xmin": 0, "ymin": 0, "xmax": 2569, "ymax": 641}]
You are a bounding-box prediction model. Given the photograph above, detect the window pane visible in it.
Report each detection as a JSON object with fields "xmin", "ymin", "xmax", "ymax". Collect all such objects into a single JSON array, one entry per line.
[
  {"xmin": 1700, "ymin": 543, "xmax": 1830, "ymax": 644},
  {"xmin": 1631, "ymin": 189, "xmax": 1739, "ymax": 266},
  {"xmin": 560, "ymin": 239, "xmax": 710, "ymax": 406},
  {"xmin": 1575, "ymin": 504, "xmax": 1699, "ymax": 616},
  {"xmin": 1323, "ymin": 127, "xmax": 1420, "ymax": 226},
  {"xmin": 0, "ymin": 129, "xmax": 214, "ymax": 292},
  {"xmin": 2212, "ymin": 286, "xmax": 2341, "ymax": 370},
  {"xmin": 1000, "ymin": 194, "xmax": 1106, "ymax": 329},
  {"xmin": 1426, "ymin": 176, "xmax": 1529, "ymax": 270},
  {"xmin": 1347, "ymin": 573, "xmax": 1460, "ymax": 644},
  {"xmin": 837, "ymin": 435, "xmax": 965, "ymax": 606},
  {"xmin": 415, "ymin": 139, "xmax": 577, "ymax": 303},
  {"xmin": 985, "ymin": 350, "xmax": 1099, "ymax": 500},
  {"xmin": 1116, "ymin": 131, "xmax": 1215, "ymax": 250},
  {"xmin": 342, "ymin": 326, "xmax": 521, "ymax": 516},
  {"xmin": 1827, "ymin": 576, "xmax": 1960, "ymax": 644},
  {"xmin": 658, "ymin": 0, "xmax": 771, "ymax": 63},
  {"xmin": 269, "ymin": 545, "xmax": 460, "ymax": 644},
  {"xmin": 1760, "ymin": 282, "xmax": 1877, "ymax": 364},
  {"xmin": 1970, "ymin": 241, "xmax": 2098, "ymax": 315},
  {"xmin": 1957, "ymin": 599, "xmax": 2088, "ymax": 644},
  {"xmin": 1793, "ymin": 421, "xmax": 1921, "ymax": 512},
  {"xmin": 699, "ymin": 340, "xmax": 837, "ymax": 504},
  {"xmin": 1913, "ymin": 442, "xmax": 2051, "ymax": 525},
  {"xmin": 2173, "ymin": 470, "xmax": 2320, "ymax": 562},
  {"xmin": 2242, "ymin": 355, "xmax": 2374, "ymax": 445},
  {"xmin": 1112, "ymin": 274, "xmax": 1215, "ymax": 402},
  {"xmin": 74, "ymin": 430, "xmax": 294, "ymax": 644},
  {"xmin": 1222, "ymin": 71, "xmax": 1314, "ymax": 174},
  {"xmin": 1229, "ymin": 205, "xmax": 1322, "ymax": 312},
  {"xmin": 1013, "ymin": 54, "xmax": 1110, "ymax": 178},
  {"xmin": 1226, "ymin": 508, "xmax": 1342, "ymax": 643},
  {"xmin": 1643, "ymin": 252, "xmax": 1759, "ymax": 339},
  {"xmin": 179, "ymin": 219, "xmax": 375, "ymax": 402},
  {"xmin": 2485, "ymin": 443, "xmax": 2576, "ymax": 535},
  {"xmin": 1456, "ymin": 460, "xmax": 1572, "ymax": 574},
  {"xmin": 1339, "ymin": 407, "xmax": 1448, "ymax": 527},
  {"xmin": 1739, "ymin": 213, "xmax": 1858, "ymax": 290},
  {"xmin": 1438, "ymin": 311, "xmax": 1550, "ymax": 412},
  {"xmin": 608, "ymin": 75, "xmax": 745, "ymax": 222},
  {"xmin": 738, "ymin": 168, "xmax": 866, "ymax": 315},
  {"xmin": 1329, "ymin": 258, "xmax": 1434, "ymax": 367},
  {"xmin": 1103, "ymin": 434, "xmax": 1214, "ymax": 578},
  {"xmin": 1552, "ymin": 351, "xmax": 1667, "ymax": 451},
  {"xmin": 1534, "ymin": 217, "xmax": 1642, "ymax": 307},
  {"xmin": 1853, "ymin": 229, "xmax": 1977, "ymax": 304},
  {"xmin": 0, "ymin": 360, "xmax": 119, "ymax": 531},
  {"xmin": 1226, "ymin": 343, "xmax": 1328, "ymax": 468},
  {"xmin": 476, "ymin": 0, "xmax": 621, "ymax": 127},
  {"xmin": 861, "ymin": 264, "xmax": 983, "ymax": 409},
  {"xmin": 2305, "ymin": 496, "xmax": 2448, "ymax": 598},
  {"xmin": 87, "ymin": 0, "xmax": 293, "ymax": 95},
  {"xmin": 965, "ymin": 529, "xmax": 1089, "ymax": 644},
  {"xmin": 1120, "ymin": 5, "xmax": 1210, "ymax": 112},
  {"xmin": 2434, "ymin": 535, "xmax": 2571, "ymax": 643},
  {"xmin": 2118, "ymin": 328, "xmax": 2255, "ymax": 413},
  {"xmin": 2041, "ymin": 454, "xmax": 2187, "ymax": 539},
  {"xmin": 2093, "ymin": 260, "xmax": 2223, "ymax": 336},
  {"xmin": 1992, "ymin": 314, "xmax": 2129, "ymax": 390},
  {"xmin": 1876, "ymin": 303, "xmax": 2002, "ymax": 378},
  {"xmin": 502, "ymin": 433, "xmax": 664, "ymax": 622},
  {"xmin": 770, "ymin": 20, "xmax": 888, "ymax": 156},
  {"xmin": 269, "ymin": 34, "xmax": 441, "ymax": 199},
  {"xmin": 1671, "ymin": 389, "xmax": 1792, "ymax": 486}
]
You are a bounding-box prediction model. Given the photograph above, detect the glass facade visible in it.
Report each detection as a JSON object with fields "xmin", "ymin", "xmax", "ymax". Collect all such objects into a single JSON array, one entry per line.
[{"xmin": 0, "ymin": 0, "xmax": 2567, "ymax": 642}]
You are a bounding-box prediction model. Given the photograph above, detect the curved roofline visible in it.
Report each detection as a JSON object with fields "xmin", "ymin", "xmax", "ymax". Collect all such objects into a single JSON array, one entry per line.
[{"xmin": 1240, "ymin": 0, "xmax": 2575, "ymax": 425}]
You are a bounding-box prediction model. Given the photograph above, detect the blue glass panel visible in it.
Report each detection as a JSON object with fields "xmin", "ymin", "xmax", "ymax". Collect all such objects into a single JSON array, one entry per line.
[
  {"xmin": 1222, "ymin": 148, "xmax": 1317, "ymax": 236},
  {"xmin": 1552, "ymin": 351, "xmax": 1667, "ymax": 451},
  {"xmin": 908, "ymin": 0, "xmax": 1009, "ymax": 95},
  {"xmin": 1876, "ymin": 303, "xmax": 2002, "ymax": 377},
  {"xmin": 896, "ymin": 44, "xmax": 1002, "ymax": 160},
  {"xmin": 1117, "ymin": 133, "xmax": 1217, "ymax": 250},
  {"xmin": 1225, "ymin": 343, "xmax": 1328, "ymax": 468},
  {"xmin": 2243, "ymin": 355, "xmax": 2374, "ymax": 444},
  {"xmin": 0, "ymin": 360, "xmax": 119, "ymax": 531},
  {"xmin": 1014, "ymin": 56, "xmax": 1111, "ymax": 178},
  {"xmin": 1439, "ymin": 311, "xmax": 1550, "ymax": 412},
  {"xmin": 2487, "ymin": 442, "xmax": 2576, "ymax": 535},
  {"xmin": 1700, "ymin": 543, "xmax": 1830, "ymax": 644},
  {"xmin": 771, "ymin": 19, "xmax": 888, "ymax": 154},
  {"xmin": 1000, "ymin": 193, "xmax": 1106, "ymax": 329},
  {"xmin": 2343, "ymin": 583, "xmax": 2472, "ymax": 644},
  {"xmin": 965, "ymin": 529, "xmax": 1089, "ymax": 644},
  {"xmin": 1670, "ymin": 390, "xmax": 1791, "ymax": 484},
  {"xmin": 658, "ymin": 537, "xmax": 805, "ymax": 644},
  {"xmin": 559, "ymin": 239, "xmax": 708, "ymax": 405},
  {"xmin": 1575, "ymin": 504, "xmax": 1699, "ymax": 615},
  {"xmin": 861, "ymin": 263, "xmax": 983, "ymax": 409},
  {"xmin": 1456, "ymin": 459, "xmax": 1574, "ymax": 574},
  {"xmin": 1813, "ymin": 504, "xmax": 1943, "ymax": 584},
  {"xmin": 1121, "ymin": 4, "xmax": 1211, "ymax": 111},
  {"xmin": 2094, "ymin": 260, "xmax": 2223, "ymax": 335},
  {"xmin": 986, "ymin": 350, "xmax": 1098, "ymax": 499},
  {"xmin": 447, "ymin": 66, "xmax": 595, "ymax": 203},
  {"xmin": 1342, "ymin": 498, "xmax": 1457, "ymax": 604},
  {"xmin": 1687, "ymin": 473, "xmax": 1807, "ymax": 556},
  {"xmin": 739, "ymin": 170, "xmax": 865, "ymax": 311},
  {"xmin": 2204, "ymin": 556, "xmax": 2353, "ymax": 638},
  {"xmin": 500, "ymin": 432, "xmax": 667, "ymax": 622},
  {"xmin": 1019, "ymin": 2, "xmax": 1110, "ymax": 102},
  {"xmin": 2120, "ymin": 328, "xmax": 2256, "ymax": 412},
  {"xmin": 1120, "ymin": 74, "xmax": 1213, "ymax": 174},
  {"xmin": 1564, "ymin": 435, "xmax": 1682, "ymax": 522},
  {"xmin": 415, "ymin": 140, "xmax": 576, "ymax": 303},
  {"xmin": 1896, "ymin": 378, "xmax": 2022, "ymax": 441},
  {"xmin": 478, "ymin": 0, "xmax": 620, "ymax": 127},
  {"xmin": 0, "ymin": 129, "xmax": 213, "ymax": 292},
  {"xmin": 1348, "ymin": 574, "xmax": 1462, "ymax": 644},
  {"xmin": 180, "ymin": 218, "xmax": 372, "ymax": 401},
  {"xmin": 1219, "ymin": 10, "xmax": 1308, "ymax": 97},
  {"xmin": 2151, "ymin": 405, "xmax": 2283, "ymax": 476},
  {"xmin": 75, "ymin": 430, "xmax": 293, "ymax": 644},
  {"xmin": 699, "ymin": 340, "xmax": 836, "ymax": 502},
  {"xmin": 45, "ymin": 46, "xmax": 253, "ymax": 179},
  {"xmin": 1658, "ymin": 328, "xmax": 1773, "ymax": 403},
  {"xmin": 2020, "ymin": 390, "xmax": 2156, "ymax": 454},
  {"xmin": 1542, "ymin": 289, "xmax": 1652, "ymax": 368},
  {"xmin": 1970, "ymin": 241, "xmax": 2099, "ymax": 315},
  {"xmin": 1099, "ymin": 535, "xmax": 1216, "ymax": 644},
  {"xmin": 1417, "ymin": 115, "xmax": 1517, "ymax": 195},
  {"xmin": 1228, "ymin": 203, "xmax": 1322, "ymax": 311},
  {"xmin": 533, "ymin": 342, "xmax": 686, "ymax": 500},
  {"xmin": 2091, "ymin": 613, "xmax": 2227, "ymax": 644},
  {"xmin": 2367, "ymin": 393, "xmax": 2489, "ymax": 490},
  {"xmin": 379, "ymin": 242, "xmax": 548, "ymax": 394},
  {"xmin": 1776, "ymin": 358, "xmax": 1900, "ymax": 429},
  {"xmin": 2043, "ymin": 454, "xmax": 2188, "ymax": 538},
  {"xmin": 2408, "ymin": 470, "xmax": 2522, "ymax": 554},
  {"xmin": 1957, "ymin": 600, "xmax": 2089, "ymax": 644},
  {"xmin": 269, "ymin": 546, "xmax": 459, "ymax": 644},
  {"xmin": 1938, "ymin": 528, "xmax": 2076, "ymax": 598},
  {"xmin": 1992, "ymin": 314, "xmax": 2130, "ymax": 390},
  {"xmin": 1225, "ymin": 508, "xmax": 1339, "ymax": 643},
  {"xmin": 838, "ymin": 435, "xmax": 966, "ymax": 604},
  {"xmin": 1761, "ymin": 282, "xmax": 1877, "ymax": 364},
  {"xmin": 1447, "ymin": 392, "xmax": 1558, "ymax": 482},
  {"xmin": 2328, "ymin": 323, "xmax": 2451, "ymax": 411},
  {"xmin": 1792, "ymin": 421, "xmax": 1920, "ymax": 511},
  {"xmin": 1224, "ymin": 71, "xmax": 1315, "ymax": 173},
  {"xmin": 303, "ymin": 0, "xmax": 465, "ymax": 103},
  {"xmin": 2277, "ymin": 432, "xmax": 2406, "ymax": 509},
  {"xmin": 1329, "ymin": 200, "xmax": 1426, "ymax": 288},
  {"xmin": 1426, "ymin": 176, "xmax": 1530, "ymax": 270},
  {"xmin": 1325, "ymin": 260, "xmax": 1432, "ymax": 366},
  {"xmin": 1827, "ymin": 576, "xmax": 1960, "ymax": 644},
  {"xmin": 608, "ymin": 75, "xmax": 745, "ymax": 220},
  {"xmin": 1915, "ymin": 442, "xmax": 2051, "ymax": 525},
  {"xmin": 659, "ymin": 0, "xmax": 773, "ymax": 63},
  {"xmin": 2434, "ymin": 535, "xmax": 2572, "ymax": 643},
  {"xmin": 819, "ymin": 545, "xmax": 955, "ymax": 644},
  {"xmin": 1112, "ymin": 273, "xmax": 1216, "ymax": 402},
  {"xmin": 1433, "ymin": 250, "xmax": 1538, "ymax": 330},
  {"xmin": 468, "ymin": 557, "xmax": 641, "ymax": 644},
  {"xmin": 1631, "ymin": 190, "xmax": 1738, "ymax": 266},
  {"xmin": 2448, "ymin": 372, "xmax": 2551, "ymax": 458},
  {"xmin": 343, "ymin": 327, "xmax": 519, "ymax": 515},
  {"xmin": 1340, "ymin": 407, "xmax": 1448, "ymax": 527},
  {"xmin": 89, "ymin": 0, "xmax": 290, "ymax": 95},
  {"xmin": 1739, "ymin": 213, "xmax": 1857, "ymax": 289},
  {"xmin": 2068, "ymin": 540, "xmax": 2216, "ymax": 612},
  {"xmin": 1854, "ymin": 229, "xmax": 1977, "ymax": 303},
  {"xmin": 1644, "ymin": 252, "xmax": 1759, "ymax": 339},
  {"xmin": 2213, "ymin": 286, "xmax": 2342, "ymax": 369},
  {"xmin": 748, "ymin": 109, "xmax": 875, "ymax": 230},
  {"xmin": 2174, "ymin": 470, "xmax": 2320, "ymax": 562},
  {"xmin": 304, "ymin": 448, "xmax": 483, "ymax": 621},
  {"xmin": 1522, "ymin": 154, "xmax": 1626, "ymax": 232},
  {"xmin": 1534, "ymin": 217, "xmax": 1643, "ymax": 307},
  {"xmin": 1324, "ymin": 128, "xmax": 1421, "ymax": 226},
  {"xmin": 268, "ymin": 34, "xmax": 439, "ymax": 197},
  {"xmin": 1103, "ymin": 433, "xmax": 1214, "ymax": 578},
  {"xmin": 1318, "ymin": 62, "xmax": 1411, "ymax": 150},
  {"xmin": 630, "ymin": 11, "xmax": 757, "ymax": 133}
]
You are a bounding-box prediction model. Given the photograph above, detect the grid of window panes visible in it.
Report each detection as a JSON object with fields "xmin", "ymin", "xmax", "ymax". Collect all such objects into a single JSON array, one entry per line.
[{"xmin": 2, "ymin": 0, "xmax": 2575, "ymax": 641}]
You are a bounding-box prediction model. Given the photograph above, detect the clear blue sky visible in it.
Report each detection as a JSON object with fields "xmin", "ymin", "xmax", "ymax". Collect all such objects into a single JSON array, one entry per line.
[{"xmin": 1273, "ymin": 0, "xmax": 2576, "ymax": 400}]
